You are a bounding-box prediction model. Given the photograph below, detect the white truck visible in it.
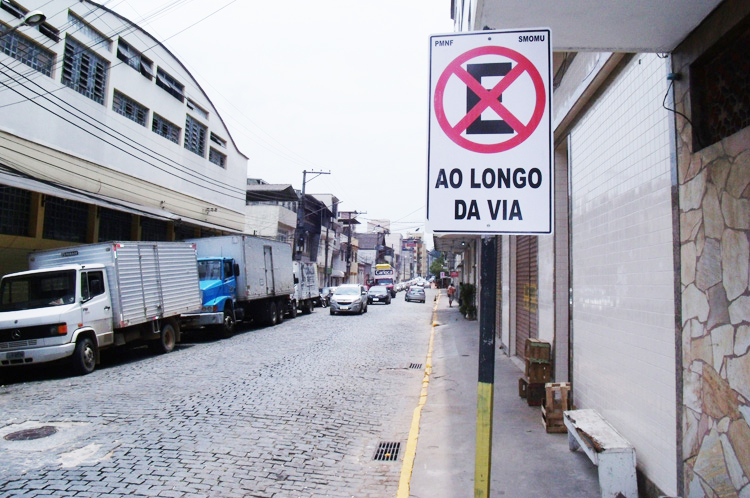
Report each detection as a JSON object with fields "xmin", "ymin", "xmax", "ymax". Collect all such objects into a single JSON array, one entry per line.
[
  {"xmin": 0, "ymin": 241, "xmax": 201, "ymax": 375},
  {"xmin": 289, "ymin": 261, "xmax": 319, "ymax": 317},
  {"xmin": 180, "ymin": 235, "xmax": 294, "ymax": 336}
]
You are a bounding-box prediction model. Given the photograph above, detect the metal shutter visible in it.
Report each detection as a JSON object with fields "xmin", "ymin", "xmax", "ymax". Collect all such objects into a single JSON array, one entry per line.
[{"xmin": 515, "ymin": 235, "xmax": 538, "ymax": 359}]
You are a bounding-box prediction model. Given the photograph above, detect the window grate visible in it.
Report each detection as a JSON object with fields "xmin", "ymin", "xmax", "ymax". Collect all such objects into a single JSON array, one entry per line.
[
  {"xmin": 156, "ymin": 67, "xmax": 184, "ymax": 102},
  {"xmin": 0, "ymin": 186, "xmax": 31, "ymax": 236},
  {"xmin": 117, "ymin": 38, "xmax": 153, "ymax": 80},
  {"xmin": 43, "ymin": 196, "xmax": 88, "ymax": 242},
  {"xmin": 152, "ymin": 114, "xmax": 180, "ymax": 144},
  {"xmin": 61, "ymin": 37, "xmax": 108, "ymax": 104},
  {"xmin": 691, "ymin": 19, "xmax": 750, "ymax": 150},
  {"xmin": 141, "ymin": 218, "xmax": 168, "ymax": 242},
  {"xmin": 185, "ymin": 115, "xmax": 207, "ymax": 157},
  {"xmin": 373, "ymin": 441, "xmax": 400, "ymax": 461},
  {"xmin": 68, "ymin": 12, "xmax": 111, "ymax": 50},
  {"xmin": 113, "ymin": 91, "xmax": 148, "ymax": 126},
  {"xmin": 98, "ymin": 208, "xmax": 132, "ymax": 242},
  {"xmin": 209, "ymin": 148, "xmax": 226, "ymax": 168},
  {"xmin": 0, "ymin": 30, "xmax": 55, "ymax": 77}
]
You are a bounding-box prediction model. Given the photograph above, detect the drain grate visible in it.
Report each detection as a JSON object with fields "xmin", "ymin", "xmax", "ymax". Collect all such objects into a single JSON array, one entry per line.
[
  {"xmin": 409, "ymin": 363, "xmax": 423, "ymax": 369},
  {"xmin": 4, "ymin": 426, "xmax": 57, "ymax": 441},
  {"xmin": 373, "ymin": 441, "xmax": 401, "ymax": 461}
]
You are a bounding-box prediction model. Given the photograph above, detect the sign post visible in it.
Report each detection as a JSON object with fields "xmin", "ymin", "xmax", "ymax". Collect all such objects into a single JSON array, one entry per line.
[{"xmin": 427, "ymin": 29, "xmax": 552, "ymax": 498}]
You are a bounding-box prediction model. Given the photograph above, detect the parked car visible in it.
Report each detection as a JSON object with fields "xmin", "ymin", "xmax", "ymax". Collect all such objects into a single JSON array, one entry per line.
[
  {"xmin": 367, "ymin": 285, "xmax": 392, "ymax": 305},
  {"xmin": 319, "ymin": 287, "xmax": 336, "ymax": 307},
  {"xmin": 405, "ymin": 286, "xmax": 426, "ymax": 303},
  {"xmin": 329, "ymin": 284, "xmax": 368, "ymax": 315}
]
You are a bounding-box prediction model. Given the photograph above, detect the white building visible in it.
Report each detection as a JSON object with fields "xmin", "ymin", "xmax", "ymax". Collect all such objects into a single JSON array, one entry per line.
[
  {"xmin": 0, "ymin": 0, "xmax": 247, "ymax": 275},
  {"xmin": 441, "ymin": 1, "xmax": 750, "ymax": 496}
]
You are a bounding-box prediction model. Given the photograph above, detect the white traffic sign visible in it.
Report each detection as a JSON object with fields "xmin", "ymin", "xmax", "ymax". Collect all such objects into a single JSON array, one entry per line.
[{"xmin": 427, "ymin": 29, "xmax": 553, "ymax": 234}]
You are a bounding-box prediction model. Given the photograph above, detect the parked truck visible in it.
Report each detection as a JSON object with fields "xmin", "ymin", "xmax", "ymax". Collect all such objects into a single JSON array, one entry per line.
[
  {"xmin": 180, "ymin": 235, "xmax": 294, "ymax": 337},
  {"xmin": 0, "ymin": 241, "xmax": 201, "ymax": 375},
  {"xmin": 289, "ymin": 261, "xmax": 319, "ymax": 317}
]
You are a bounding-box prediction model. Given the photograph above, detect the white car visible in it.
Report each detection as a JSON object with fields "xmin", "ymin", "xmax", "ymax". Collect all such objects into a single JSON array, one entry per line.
[{"xmin": 329, "ymin": 284, "xmax": 369, "ymax": 315}]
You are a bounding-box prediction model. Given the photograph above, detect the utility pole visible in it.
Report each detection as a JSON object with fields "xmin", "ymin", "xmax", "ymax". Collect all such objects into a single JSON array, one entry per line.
[
  {"xmin": 294, "ymin": 170, "xmax": 330, "ymax": 261},
  {"xmin": 339, "ymin": 210, "xmax": 364, "ymax": 283}
]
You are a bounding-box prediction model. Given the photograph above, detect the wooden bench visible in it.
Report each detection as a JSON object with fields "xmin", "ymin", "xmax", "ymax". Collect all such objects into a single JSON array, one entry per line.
[{"xmin": 563, "ymin": 409, "xmax": 638, "ymax": 498}]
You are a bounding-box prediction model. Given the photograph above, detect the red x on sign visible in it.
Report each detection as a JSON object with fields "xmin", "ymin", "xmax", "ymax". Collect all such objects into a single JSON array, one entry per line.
[{"xmin": 434, "ymin": 46, "xmax": 546, "ymax": 154}]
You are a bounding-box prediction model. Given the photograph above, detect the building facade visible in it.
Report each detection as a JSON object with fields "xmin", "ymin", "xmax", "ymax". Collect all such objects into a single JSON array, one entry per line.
[
  {"xmin": 0, "ymin": 0, "xmax": 247, "ymax": 276},
  {"xmin": 442, "ymin": 0, "xmax": 750, "ymax": 495}
]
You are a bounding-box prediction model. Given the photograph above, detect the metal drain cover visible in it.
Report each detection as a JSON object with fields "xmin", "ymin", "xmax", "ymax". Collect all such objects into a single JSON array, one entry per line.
[
  {"xmin": 373, "ymin": 441, "xmax": 400, "ymax": 461},
  {"xmin": 4, "ymin": 426, "xmax": 58, "ymax": 441},
  {"xmin": 409, "ymin": 363, "xmax": 423, "ymax": 369}
]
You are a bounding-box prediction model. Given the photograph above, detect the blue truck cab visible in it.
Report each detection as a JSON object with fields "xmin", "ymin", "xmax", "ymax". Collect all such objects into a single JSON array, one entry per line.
[{"xmin": 181, "ymin": 257, "xmax": 240, "ymax": 337}]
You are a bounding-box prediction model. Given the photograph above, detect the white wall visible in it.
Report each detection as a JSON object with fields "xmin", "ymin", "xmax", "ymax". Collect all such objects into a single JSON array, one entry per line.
[
  {"xmin": 500, "ymin": 235, "xmax": 511, "ymax": 351},
  {"xmin": 569, "ymin": 53, "xmax": 676, "ymax": 495}
]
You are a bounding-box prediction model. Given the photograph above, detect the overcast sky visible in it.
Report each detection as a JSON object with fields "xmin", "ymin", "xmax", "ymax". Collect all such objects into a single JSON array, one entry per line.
[{"xmin": 107, "ymin": 0, "xmax": 455, "ymax": 240}]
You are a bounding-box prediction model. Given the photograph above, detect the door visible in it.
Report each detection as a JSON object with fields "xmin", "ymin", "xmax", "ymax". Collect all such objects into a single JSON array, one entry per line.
[
  {"xmin": 263, "ymin": 246, "xmax": 276, "ymax": 295},
  {"xmin": 80, "ymin": 270, "xmax": 114, "ymax": 346}
]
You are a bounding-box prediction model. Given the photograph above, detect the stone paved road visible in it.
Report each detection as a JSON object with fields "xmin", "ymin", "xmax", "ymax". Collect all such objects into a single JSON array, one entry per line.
[{"xmin": 0, "ymin": 289, "xmax": 436, "ymax": 497}]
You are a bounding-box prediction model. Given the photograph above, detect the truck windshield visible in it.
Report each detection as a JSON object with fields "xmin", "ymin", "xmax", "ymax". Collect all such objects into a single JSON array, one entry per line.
[
  {"xmin": 0, "ymin": 270, "xmax": 76, "ymax": 311},
  {"xmin": 197, "ymin": 260, "xmax": 223, "ymax": 281}
]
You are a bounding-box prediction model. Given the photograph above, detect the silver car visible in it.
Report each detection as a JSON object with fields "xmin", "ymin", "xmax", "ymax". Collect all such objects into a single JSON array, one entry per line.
[{"xmin": 329, "ymin": 284, "xmax": 369, "ymax": 315}]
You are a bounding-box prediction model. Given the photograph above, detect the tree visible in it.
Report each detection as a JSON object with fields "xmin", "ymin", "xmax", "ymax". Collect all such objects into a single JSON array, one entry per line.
[{"xmin": 429, "ymin": 255, "xmax": 446, "ymax": 280}]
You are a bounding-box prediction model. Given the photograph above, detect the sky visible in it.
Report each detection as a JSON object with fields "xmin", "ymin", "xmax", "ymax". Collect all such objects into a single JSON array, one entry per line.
[{"xmin": 106, "ymin": 0, "xmax": 455, "ymax": 241}]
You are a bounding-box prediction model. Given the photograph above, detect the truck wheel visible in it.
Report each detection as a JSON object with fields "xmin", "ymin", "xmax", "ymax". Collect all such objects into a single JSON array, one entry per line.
[
  {"xmin": 330, "ymin": 308, "xmax": 335, "ymax": 315},
  {"xmin": 152, "ymin": 321, "xmax": 177, "ymax": 354},
  {"xmin": 307, "ymin": 300, "xmax": 315, "ymax": 314},
  {"xmin": 277, "ymin": 301, "xmax": 285, "ymax": 324},
  {"xmin": 267, "ymin": 301, "xmax": 278, "ymax": 326},
  {"xmin": 302, "ymin": 300, "xmax": 312, "ymax": 315},
  {"xmin": 219, "ymin": 308, "xmax": 235, "ymax": 339},
  {"xmin": 290, "ymin": 302, "xmax": 298, "ymax": 318},
  {"xmin": 72, "ymin": 337, "xmax": 96, "ymax": 375}
]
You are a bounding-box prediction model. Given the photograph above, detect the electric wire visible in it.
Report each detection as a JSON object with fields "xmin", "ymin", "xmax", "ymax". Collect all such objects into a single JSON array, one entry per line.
[{"xmin": 0, "ymin": 59, "xmax": 246, "ymax": 199}]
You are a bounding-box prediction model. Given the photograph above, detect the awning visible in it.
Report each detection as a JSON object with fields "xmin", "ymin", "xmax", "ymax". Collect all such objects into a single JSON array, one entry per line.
[
  {"xmin": 329, "ymin": 270, "xmax": 345, "ymax": 278},
  {"xmin": 433, "ymin": 234, "xmax": 479, "ymax": 254},
  {"xmin": 246, "ymin": 184, "xmax": 299, "ymax": 202},
  {"xmin": 474, "ymin": 0, "xmax": 723, "ymax": 52},
  {"xmin": 0, "ymin": 167, "xmax": 238, "ymax": 234}
]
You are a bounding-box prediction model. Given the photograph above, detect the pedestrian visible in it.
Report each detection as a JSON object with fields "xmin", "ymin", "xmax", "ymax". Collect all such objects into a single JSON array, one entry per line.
[{"xmin": 447, "ymin": 283, "xmax": 456, "ymax": 307}]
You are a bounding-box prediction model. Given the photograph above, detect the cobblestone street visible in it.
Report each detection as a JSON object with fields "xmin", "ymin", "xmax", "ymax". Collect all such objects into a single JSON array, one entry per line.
[{"xmin": 0, "ymin": 290, "xmax": 437, "ymax": 497}]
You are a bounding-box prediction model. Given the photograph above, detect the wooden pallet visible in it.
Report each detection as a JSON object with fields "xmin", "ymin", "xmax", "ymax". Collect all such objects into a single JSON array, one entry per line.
[{"xmin": 541, "ymin": 382, "xmax": 571, "ymax": 433}]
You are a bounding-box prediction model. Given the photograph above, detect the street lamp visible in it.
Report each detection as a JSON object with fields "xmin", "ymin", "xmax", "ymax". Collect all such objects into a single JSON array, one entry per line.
[{"xmin": 0, "ymin": 9, "xmax": 46, "ymax": 39}]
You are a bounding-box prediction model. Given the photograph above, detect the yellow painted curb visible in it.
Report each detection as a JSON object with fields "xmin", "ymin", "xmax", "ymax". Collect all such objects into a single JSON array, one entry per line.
[{"xmin": 397, "ymin": 291, "xmax": 440, "ymax": 498}]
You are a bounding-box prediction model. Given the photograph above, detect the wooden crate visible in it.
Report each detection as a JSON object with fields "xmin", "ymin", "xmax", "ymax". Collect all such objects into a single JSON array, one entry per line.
[
  {"xmin": 525, "ymin": 338, "xmax": 551, "ymax": 361},
  {"xmin": 541, "ymin": 382, "xmax": 571, "ymax": 433},
  {"xmin": 518, "ymin": 377, "xmax": 545, "ymax": 406},
  {"xmin": 525, "ymin": 358, "xmax": 551, "ymax": 383}
]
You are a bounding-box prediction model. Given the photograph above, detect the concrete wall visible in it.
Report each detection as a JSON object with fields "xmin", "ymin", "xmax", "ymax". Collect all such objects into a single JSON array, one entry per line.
[{"xmin": 569, "ymin": 53, "xmax": 677, "ymax": 495}]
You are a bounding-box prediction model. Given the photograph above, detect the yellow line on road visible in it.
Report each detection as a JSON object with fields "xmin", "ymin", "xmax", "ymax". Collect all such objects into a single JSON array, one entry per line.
[{"xmin": 397, "ymin": 291, "xmax": 440, "ymax": 498}]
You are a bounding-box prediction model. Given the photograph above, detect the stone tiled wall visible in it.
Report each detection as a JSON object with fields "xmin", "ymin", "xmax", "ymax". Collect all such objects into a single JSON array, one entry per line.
[
  {"xmin": 673, "ymin": 1, "xmax": 750, "ymax": 495},
  {"xmin": 677, "ymin": 113, "xmax": 750, "ymax": 498}
]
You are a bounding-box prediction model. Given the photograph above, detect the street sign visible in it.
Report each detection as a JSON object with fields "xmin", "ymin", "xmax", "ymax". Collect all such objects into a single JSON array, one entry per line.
[{"xmin": 427, "ymin": 29, "xmax": 553, "ymax": 234}]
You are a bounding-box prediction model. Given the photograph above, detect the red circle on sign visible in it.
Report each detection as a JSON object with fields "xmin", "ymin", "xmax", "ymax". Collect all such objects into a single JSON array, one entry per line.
[{"xmin": 434, "ymin": 46, "xmax": 546, "ymax": 154}]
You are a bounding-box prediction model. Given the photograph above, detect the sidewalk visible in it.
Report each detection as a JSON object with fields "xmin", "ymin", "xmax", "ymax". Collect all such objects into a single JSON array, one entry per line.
[{"xmin": 408, "ymin": 295, "xmax": 600, "ymax": 498}]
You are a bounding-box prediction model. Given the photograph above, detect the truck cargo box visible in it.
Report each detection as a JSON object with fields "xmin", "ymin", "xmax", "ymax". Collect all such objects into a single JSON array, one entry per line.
[
  {"xmin": 28, "ymin": 241, "xmax": 201, "ymax": 328},
  {"xmin": 187, "ymin": 235, "xmax": 294, "ymax": 302}
]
